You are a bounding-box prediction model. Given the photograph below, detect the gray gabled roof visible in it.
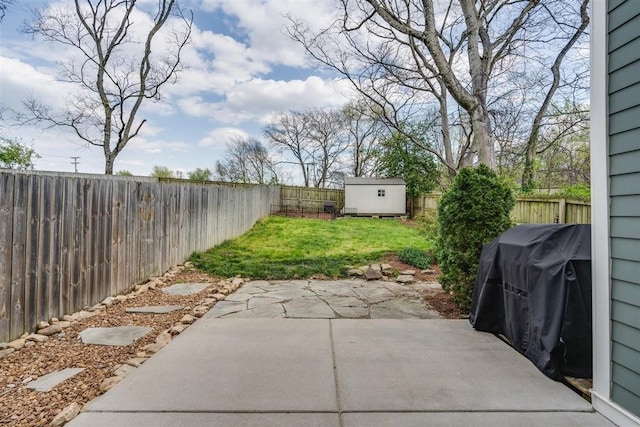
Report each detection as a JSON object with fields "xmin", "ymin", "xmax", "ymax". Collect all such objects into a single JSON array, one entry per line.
[{"xmin": 344, "ymin": 177, "xmax": 405, "ymax": 186}]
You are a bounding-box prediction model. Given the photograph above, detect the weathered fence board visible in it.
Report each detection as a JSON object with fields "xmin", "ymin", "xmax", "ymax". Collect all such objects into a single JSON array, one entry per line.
[
  {"xmin": 0, "ymin": 171, "xmax": 279, "ymax": 342},
  {"xmin": 0, "ymin": 174, "xmax": 14, "ymax": 337},
  {"xmin": 279, "ymin": 186, "xmax": 344, "ymax": 211},
  {"xmin": 411, "ymin": 194, "xmax": 591, "ymax": 224}
]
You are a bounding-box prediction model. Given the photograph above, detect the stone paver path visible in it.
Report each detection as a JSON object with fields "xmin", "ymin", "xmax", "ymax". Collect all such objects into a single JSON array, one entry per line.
[{"xmin": 205, "ymin": 279, "xmax": 442, "ymax": 319}]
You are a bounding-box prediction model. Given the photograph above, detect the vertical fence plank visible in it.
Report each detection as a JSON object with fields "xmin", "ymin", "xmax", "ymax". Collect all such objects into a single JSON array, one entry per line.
[
  {"xmin": 60, "ymin": 177, "xmax": 74, "ymax": 314},
  {"xmin": 10, "ymin": 174, "xmax": 27, "ymax": 339},
  {"xmin": 0, "ymin": 173, "xmax": 15, "ymax": 338},
  {"xmin": 47, "ymin": 176, "xmax": 63, "ymax": 320},
  {"xmin": 24, "ymin": 174, "xmax": 40, "ymax": 331}
]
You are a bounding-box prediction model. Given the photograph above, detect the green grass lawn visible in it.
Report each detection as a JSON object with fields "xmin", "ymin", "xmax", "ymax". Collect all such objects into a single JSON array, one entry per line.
[{"xmin": 190, "ymin": 216, "xmax": 430, "ymax": 279}]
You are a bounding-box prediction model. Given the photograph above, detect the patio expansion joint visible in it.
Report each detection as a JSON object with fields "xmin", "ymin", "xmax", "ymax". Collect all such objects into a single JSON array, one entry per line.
[{"xmin": 329, "ymin": 319, "xmax": 345, "ymax": 427}]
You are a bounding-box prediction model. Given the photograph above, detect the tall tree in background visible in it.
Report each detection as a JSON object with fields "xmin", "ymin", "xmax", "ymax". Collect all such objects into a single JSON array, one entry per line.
[
  {"xmin": 215, "ymin": 137, "xmax": 278, "ymax": 184},
  {"xmin": 375, "ymin": 130, "xmax": 439, "ymax": 196},
  {"xmin": 265, "ymin": 111, "xmax": 313, "ymax": 186},
  {"xmin": 290, "ymin": 0, "xmax": 589, "ymax": 175},
  {"xmin": 0, "ymin": 136, "xmax": 39, "ymax": 170},
  {"xmin": 188, "ymin": 168, "xmax": 212, "ymax": 181},
  {"xmin": 21, "ymin": 0, "xmax": 192, "ymax": 174},
  {"xmin": 306, "ymin": 108, "xmax": 349, "ymax": 188},
  {"xmin": 343, "ymin": 100, "xmax": 384, "ymax": 177}
]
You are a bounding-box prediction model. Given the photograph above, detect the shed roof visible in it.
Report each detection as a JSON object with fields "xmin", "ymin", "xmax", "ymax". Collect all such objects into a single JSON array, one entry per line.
[{"xmin": 344, "ymin": 177, "xmax": 405, "ymax": 186}]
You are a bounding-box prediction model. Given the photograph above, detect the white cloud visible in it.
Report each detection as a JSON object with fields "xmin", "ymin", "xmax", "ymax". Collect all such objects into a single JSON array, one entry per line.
[
  {"xmin": 179, "ymin": 76, "xmax": 350, "ymax": 123},
  {"xmin": 198, "ymin": 127, "xmax": 248, "ymax": 147},
  {"xmin": 200, "ymin": 0, "xmax": 337, "ymax": 67}
]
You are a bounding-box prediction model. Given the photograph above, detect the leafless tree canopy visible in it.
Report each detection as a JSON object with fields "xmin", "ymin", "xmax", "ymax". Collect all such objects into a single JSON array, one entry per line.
[
  {"xmin": 20, "ymin": 0, "xmax": 193, "ymax": 174},
  {"xmin": 264, "ymin": 103, "xmax": 385, "ymax": 188},
  {"xmin": 215, "ymin": 137, "xmax": 278, "ymax": 184},
  {"xmin": 289, "ymin": 0, "xmax": 589, "ymax": 184}
]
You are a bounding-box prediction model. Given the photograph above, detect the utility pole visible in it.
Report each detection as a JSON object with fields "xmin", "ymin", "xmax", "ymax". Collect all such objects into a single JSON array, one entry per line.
[{"xmin": 70, "ymin": 156, "xmax": 80, "ymax": 173}]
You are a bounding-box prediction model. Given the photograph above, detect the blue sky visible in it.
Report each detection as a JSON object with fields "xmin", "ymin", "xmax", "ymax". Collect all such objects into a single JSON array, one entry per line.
[{"xmin": 0, "ymin": 0, "xmax": 350, "ymax": 180}]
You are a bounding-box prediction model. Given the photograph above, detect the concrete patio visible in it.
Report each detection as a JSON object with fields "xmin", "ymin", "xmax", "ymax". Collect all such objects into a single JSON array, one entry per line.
[{"xmin": 68, "ymin": 317, "xmax": 614, "ymax": 426}]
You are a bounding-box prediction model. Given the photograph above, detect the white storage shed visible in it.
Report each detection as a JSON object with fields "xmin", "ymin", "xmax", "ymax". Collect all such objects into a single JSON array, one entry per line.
[{"xmin": 344, "ymin": 178, "xmax": 406, "ymax": 216}]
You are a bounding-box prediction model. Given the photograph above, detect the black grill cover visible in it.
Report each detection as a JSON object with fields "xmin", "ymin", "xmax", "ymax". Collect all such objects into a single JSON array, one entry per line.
[{"xmin": 469, "ymin": 224, "xmax": 592, "ymax": 380}]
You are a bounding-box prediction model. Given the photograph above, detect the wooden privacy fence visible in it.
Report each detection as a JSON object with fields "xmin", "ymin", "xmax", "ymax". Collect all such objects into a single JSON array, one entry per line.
[
  {"xmin": 412, "ymin": 194, "xmax": 591, "ymax": 224},
  {"xmin": 279, "ymin": 186, "xmax": 344, "ymax": 211},
  {"xmin": 0, "ymin": 170, "xmax": 280, "ymax": 342}
]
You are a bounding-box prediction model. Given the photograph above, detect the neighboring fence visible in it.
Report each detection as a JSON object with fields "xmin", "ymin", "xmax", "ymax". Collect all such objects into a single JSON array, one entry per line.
[
  {"xmin": 0, "ymin": 170, "xmax": 280, "ymax": 342},
  {"xmin": 279, "ymin": 186, "xmax": 344, "ymax": 211},
  {"xmin": 412, "ymin": 193, "xmax": 591, "ymax": 224}
]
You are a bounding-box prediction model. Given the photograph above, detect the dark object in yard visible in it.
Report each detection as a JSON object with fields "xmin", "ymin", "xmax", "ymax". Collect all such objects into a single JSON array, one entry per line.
[
  {"xmin": 469, "ymin": 224, "xmax": 592, "ymax": 381},
  {"xmin": 324, "ymin": 201, "xmax": 335, "ymax": 214}
]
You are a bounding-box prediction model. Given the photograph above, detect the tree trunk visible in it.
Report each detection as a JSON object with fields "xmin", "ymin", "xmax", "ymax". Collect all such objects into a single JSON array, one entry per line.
[
  {"xmin": 471, "ymin": 105, "xmax": 495, "ymax": 169},
  {"xmin": 104, "ymin": 154, "xmax": 115, "ymax": 175}
]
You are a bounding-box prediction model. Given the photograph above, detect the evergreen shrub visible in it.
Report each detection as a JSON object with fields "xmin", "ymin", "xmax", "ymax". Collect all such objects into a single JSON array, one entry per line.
[{"xmin": 437, "ymin": 165, "xmax": 515, "ymax": 310}]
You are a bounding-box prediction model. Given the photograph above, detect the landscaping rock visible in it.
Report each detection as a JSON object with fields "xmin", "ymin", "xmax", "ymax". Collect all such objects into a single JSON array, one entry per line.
[
  {"xmin": 155, "ymin": 330, "xmax": 172, "ymax": 346},
  {"xmin": 348, "ymin": 269, "xmax": 364, "ymax": 277},
  {"xmin": 99, "ymin": 376, "xmax": 122, "ymax": 393},
  {"xmin": 25, "ymin": 368, "xmax": 85, "ymax": 392},
  {"xmin": 0, "ymin": 348, "xmax": 15, "ymax": 359},
  {"xmin": 364, "ymin": 268, "xmax": 384, "ymax": 281},
  {"xmin": 50, "ymin": 402, "xmax": 81, "ymax": 427},
  {"xmin": 26, "ymin": 334, "xmax": 49, "ymax": 343},
  {"xmin": 396, "ymin": 275, "xmax": 414, "ymax": 283},
  {"xmin": 77, "ymin": 310, "xmax": 96, "ymax": 320},
  {"xmin": 37, "ymin": 324, "xmax": 63, "ymax": 336},
  {"xmin": 8, "ymin": 338, "xmax": 26, "ymax": 350},
  {"xmin": 113, "ymin": 364, "xmax": 136, "ymax": 378},
  {"xmin": 125, "ymin": 357, "xmax": 148, "ymax": 367},
  {"xmin": 180, "ymin": 314, "xmax": 196, "ymax": 324},
  {"xmin": 400, "ymin": 269, "xmax": 416, "ymax": 275}
]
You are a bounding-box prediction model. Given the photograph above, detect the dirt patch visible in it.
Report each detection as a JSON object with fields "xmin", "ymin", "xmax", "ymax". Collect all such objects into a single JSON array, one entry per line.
[{"xmin": 383, "ymin": 254, "xmax": 465, "ymax": 320}]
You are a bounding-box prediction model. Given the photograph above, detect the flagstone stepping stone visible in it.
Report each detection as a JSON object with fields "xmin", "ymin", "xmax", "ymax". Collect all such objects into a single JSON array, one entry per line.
[
  {"xmin": 161, "ymin": 282, "xmax": 210, "ymax": 296},
  {"xmin": 25, "ymin": 368, "xmax": 85, "ymax": 392},
  {"xmin": 125, "ymin": 305, "xmax": 184, "ymax": 314},
  {"xmin": 79, "ymin": 326, "xmax": 153, "ymax": 346}
]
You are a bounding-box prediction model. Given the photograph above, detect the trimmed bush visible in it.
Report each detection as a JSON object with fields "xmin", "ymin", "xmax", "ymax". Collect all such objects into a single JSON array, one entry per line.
[
  {"xmin": 437, "ymin": 165, "xmax": 515, "ymax": 310},
  {"xmin": 397, "ymin": 247, "xmax": 433, "ymax": 269}
]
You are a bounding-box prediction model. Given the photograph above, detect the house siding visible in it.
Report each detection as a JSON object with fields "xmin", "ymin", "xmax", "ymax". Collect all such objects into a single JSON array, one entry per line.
[{"xmin": 608, "ymin": 0, "xmax": 640, "ymax": 418}]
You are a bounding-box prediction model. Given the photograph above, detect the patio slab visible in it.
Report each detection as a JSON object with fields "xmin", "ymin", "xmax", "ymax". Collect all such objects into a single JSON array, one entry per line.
[
  {"xmin": 82, "ymin": 319, "xmax": 338, "ymax": 413},
  {"xmin": 332, "ymin": 320, "xmax": 592, "ymax": 412}
]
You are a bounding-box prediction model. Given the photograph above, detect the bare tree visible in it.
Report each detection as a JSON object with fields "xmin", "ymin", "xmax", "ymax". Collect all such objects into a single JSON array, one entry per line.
[
  {"xmin": 264, "ymin": 108, "xmax": 351, "ymax": 188},
  {"xmin": 264, "ymin": 111, "xmax": 314, "ymax": 186},
  {"xmin": 290, "ymin": 0, "xmax": 589, "ymax": 174},
  {"xmin": 215, "ymin": 137, "xmax": 278, "ymax": 184},
  {"xmin": 306, "ymin": 108, "xmax": 349, "ymax": 188},
  {"xmin": 342, "ymin": 99, "xmax": 385, "ymax": 177},
  {"xmin": 520, "ymin": 0, "xmax": 589, "ymax": 191},
  {"xmin": 20, "ymin": 0, "xmax": 192, "ymax": 174}
]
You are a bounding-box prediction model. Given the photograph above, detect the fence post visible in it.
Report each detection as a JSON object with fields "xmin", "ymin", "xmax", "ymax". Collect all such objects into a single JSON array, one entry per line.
[{"xmin": 558, "ymin": 198, "xmax": 567, "ymax": 224}]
